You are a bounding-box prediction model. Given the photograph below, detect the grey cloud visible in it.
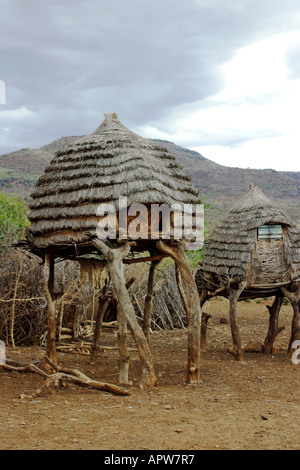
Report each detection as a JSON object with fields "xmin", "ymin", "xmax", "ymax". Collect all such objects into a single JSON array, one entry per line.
[
  {"xmin": 285, "ymin": 46, "xmax": 300, "ymax": 80},
  {"xmin": 1, "ymin": 0, "xmax": 300, "ymax": 152}
]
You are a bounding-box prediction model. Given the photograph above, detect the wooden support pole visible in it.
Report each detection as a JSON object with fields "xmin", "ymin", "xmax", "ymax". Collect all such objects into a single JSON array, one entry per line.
[
  {"xmin": 199, "ymin": 290, "xmax": 211, "ymax": 351},
  {"xmin": 116, "ymin": 277, "xmax": 135, "ymax": 385},
  {"xmin": 200, "ymin": 312, "xmax": 212, "ymax": 352},
  {"xmin": 281, "ymin": 284, "xmax": 300, "ymax": 353},
  {"xmin": 90, "ymin": 277, "xmax": 110, "ymax": 359},
  {"xmin": 91, "ymin": 295, "xmax": 110, "ymax": 359},
  {"xmin": 289, "ymin": 299, "xmax": 300, "ymax": 352},
  {"xmin": 157, "ymin": 240, "xmax": 202, "ymax": 384},
  {"xmin": 57, "ymin": 301, "xmax": 64, "ymax": 343},
  {"xmin": 228, "ymin": 281, "xmax": 246, "ymax": 361},
  {"xmin": 143, "ymin": 258, "xmax": 160, "ymax": 345},
  {"xmin": 117, "ymin": 302, "xmax": 131, "ymax": 385},
  {"xmin": 175, "ymin": 264, "xmax": 189, "ymax": 314},
  {"xmin": 92, "ymin": 239, "xmax": 157, "ymax": 387},
  {"xmin": 43, "ymin": 254, "xmax": 57, "ymax": 370},
  {"xmin": 263, "ymin": 295, "xmax": 284, "ymax": 354}
]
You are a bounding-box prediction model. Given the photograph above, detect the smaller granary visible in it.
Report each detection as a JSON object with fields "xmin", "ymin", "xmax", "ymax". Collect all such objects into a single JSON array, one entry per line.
[{"xmin": 197, "ymin": 184, "xmax": 300, "ymax": 360}]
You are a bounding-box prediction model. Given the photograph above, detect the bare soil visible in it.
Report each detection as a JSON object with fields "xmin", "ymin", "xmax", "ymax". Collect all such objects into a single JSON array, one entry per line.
[{"xmin": 0, "ymin": 298, "xmax": 299, "ymax": 450}]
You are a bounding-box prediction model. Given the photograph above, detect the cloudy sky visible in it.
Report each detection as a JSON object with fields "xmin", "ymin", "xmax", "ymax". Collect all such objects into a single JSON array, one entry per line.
[{"xmin": 1, "ymin": 0, "xmax": 300, "ymax": 171}]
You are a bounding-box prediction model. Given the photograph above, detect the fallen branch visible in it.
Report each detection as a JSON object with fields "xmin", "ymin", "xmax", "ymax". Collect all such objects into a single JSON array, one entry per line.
[
  {"xmin": 0, "ymin": 357, "xmax": 130, "ymax": 397},
  {"xmin": 57, "ymin": 344, "xmax": 138, "ymax": 354},
  {"xmin": 0, "ymin": 297, "xmax": 45, "ymax": 303},
  {"xmin": 84, "ymin": 320, "xmax": 119, "ymax": 329}
]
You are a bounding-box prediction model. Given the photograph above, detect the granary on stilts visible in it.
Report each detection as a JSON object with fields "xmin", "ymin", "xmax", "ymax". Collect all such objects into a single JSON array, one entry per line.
[
  {"xmin": 197, "ymin": 184, "xmax": 300, "ymax": 360},
  {"xmin": 24, "ymin": 113, "xmax": 203, "ymax": 386}
]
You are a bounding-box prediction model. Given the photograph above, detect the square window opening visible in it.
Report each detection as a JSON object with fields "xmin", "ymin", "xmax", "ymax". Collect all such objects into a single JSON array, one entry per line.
[{"xmin": 257, "ymin": 225, "xmax": 283, "ymax": 241}]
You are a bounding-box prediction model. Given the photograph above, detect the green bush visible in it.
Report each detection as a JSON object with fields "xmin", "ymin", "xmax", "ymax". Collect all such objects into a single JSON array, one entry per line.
[{"xmin": 0, "ymin": 191, "xmax": 28, "ymax": 251}]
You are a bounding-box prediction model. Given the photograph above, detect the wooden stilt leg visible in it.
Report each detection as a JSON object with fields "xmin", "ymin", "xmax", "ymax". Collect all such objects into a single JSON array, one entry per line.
[
  {"xmin": 199, "ymin": 290, "xmax": 211, "ymax": 351},
  {"xmin": 43, "ymin": 254, "xmax": 57, "ymax": 371},
  {"xmin": 117, "ymin": 303, "xmax": 131, "ymax": 385},
  {"xmin": 143, "ymin": 259, "xmax": 160, "ymax": 346},
  {"xmin": 91, "ymin": 296, "xmax": 110, "ymax": 359},
  {"xmin": 228, "ymin": 282, "xmax": 246, "ymax": 361},
  {"xmin": 288, "ymin": 299, "xmax": 300, "ymax": 352},
  {"xmin": 57, "ymin": 302, "xmax": 64, "ymax": 343},
  {"xmin": 90, "ymin": 279, "xmax": 110, "ymax": 359},
  {"xmin": 201, "ymin": 312, "xmax": 212, "ymax": 352},
  {"xmin": 92, "ymin": 239, "xmax": 157, "ymax": 387},
  {"xmin": 116, "ymin": 277, "xmax": 135, "ymax": 384},
  {"xmin": 263, "ymin": 295, "xmax": 284, "ymax": 354},
  {"xmin": 281, "ymin": 285, "xmax": 300, "ymax": 354},
  {"xmin": 157, "ymin": 240, "xmax": 202, "ymax": 384}
]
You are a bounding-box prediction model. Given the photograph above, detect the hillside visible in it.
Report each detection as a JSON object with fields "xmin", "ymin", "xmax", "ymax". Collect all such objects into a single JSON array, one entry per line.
[
  {"xmin": 154, "ymin": 140, "xmax": 300, "ymax": 228},
  {"xmin": 0, "ymin": 137, "xmax": 80, "ymax": 200},
  {"xmin": 0, "ymin": 136, "xmax": 299, "ymax": 229}
]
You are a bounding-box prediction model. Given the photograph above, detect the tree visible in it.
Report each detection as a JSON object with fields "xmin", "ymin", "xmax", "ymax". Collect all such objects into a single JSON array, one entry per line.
[{"xmin": 0, "ymin": 192, "xmax": 28, "ymax": 252}]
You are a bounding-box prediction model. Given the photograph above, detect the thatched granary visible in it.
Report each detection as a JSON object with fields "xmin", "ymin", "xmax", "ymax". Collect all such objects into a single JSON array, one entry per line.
[
  {"xmin": 24, "ymin": 113, "xmax": 203, "ymax": 387},
  {"xmin": 29, "ymin": 113, "xmax": 200, "ymax": 254},
  {"xmin": 197, "ymin": 184, "xmax": 300, "ymax": 360}
]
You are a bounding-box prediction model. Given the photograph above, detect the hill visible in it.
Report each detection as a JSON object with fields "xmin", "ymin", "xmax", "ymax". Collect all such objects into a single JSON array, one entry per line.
[
  {"xmin": 0, "ymin": 136, "xmax": 299, "ymax": 229},
  {"xmin": 154, "ymin": 140, "xmax": 300, "ymax": 228}
]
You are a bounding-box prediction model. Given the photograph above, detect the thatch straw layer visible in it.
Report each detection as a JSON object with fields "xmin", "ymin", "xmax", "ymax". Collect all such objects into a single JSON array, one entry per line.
[{"xmin": 28, "ymin": 113, "xmax": 201, "ymax": 248}]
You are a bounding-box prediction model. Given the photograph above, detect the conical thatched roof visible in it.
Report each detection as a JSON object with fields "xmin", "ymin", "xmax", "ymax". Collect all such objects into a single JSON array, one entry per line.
[
  {"xmin": 28, "ymin": 113, "xmax": 201, "ymax": 251},
  {"xmin": 202, "ymin": 184, "xmax": 300, "ymax": 283}
]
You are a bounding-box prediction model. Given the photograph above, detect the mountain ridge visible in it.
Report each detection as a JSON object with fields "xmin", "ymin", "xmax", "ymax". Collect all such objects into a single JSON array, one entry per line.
[{"xmin": 0, "ymin": 136, "xmax": 299, "ymax": 228}]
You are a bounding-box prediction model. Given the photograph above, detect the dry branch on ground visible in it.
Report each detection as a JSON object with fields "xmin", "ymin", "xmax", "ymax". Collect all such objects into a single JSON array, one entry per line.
[{"xmin": 0, "ymin": 357, "xmax": 130, "ymax": 397}]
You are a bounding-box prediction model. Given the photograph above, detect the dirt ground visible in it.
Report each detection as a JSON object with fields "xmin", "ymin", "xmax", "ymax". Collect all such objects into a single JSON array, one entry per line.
[{"xmin": 0, "ymin": 297, "xmax": 299, "ymax": 451}]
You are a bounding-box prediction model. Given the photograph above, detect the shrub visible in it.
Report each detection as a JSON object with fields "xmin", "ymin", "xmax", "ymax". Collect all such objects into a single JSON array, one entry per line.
[{"xmin": 0, "ymin": 191, "xmax": 29, "ymax": 252}]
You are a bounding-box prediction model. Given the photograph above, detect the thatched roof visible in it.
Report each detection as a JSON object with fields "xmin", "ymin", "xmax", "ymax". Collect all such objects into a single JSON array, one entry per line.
[
  {"xmin": 202, "ymin": 184, "xmax": 300, "ymax": 283},
  {"xmin": 28, "ymin": 113, "xmax": 201, "ymax": 251}
]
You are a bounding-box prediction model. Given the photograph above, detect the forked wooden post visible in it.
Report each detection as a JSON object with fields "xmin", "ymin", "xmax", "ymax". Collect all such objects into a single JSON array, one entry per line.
[
  {"xmin": 91, "ymin": 280, "xmax": 110, "ymax": 359},
  {"xmin": 200, "ymin": 312, "xmax": 212, "ymax": 351},
  {"xmin": 43, "ymin": 254, "xmax": 57, "ymax": 370},
  {"xmin": 263, "ymin": 295, "xmax": 284, "ymax": 353},
  {"xmin": 116, "ymin": 277, "xmax": 135, "ymax": 384},
  {"xmin": 289, "ymin": 299, "xmax": 300, "ymax": 352},
  {"xmin": 228, "ymin": 281, "xmax": 247, "ymax": 361},
  {"xmin": 143, "ymin": 258, "xmax": 160, "ymax": 345},
  {"xmin": 199, "ymin": 290, "xmax": 211, "ymax": 351},
  {"xmin": 282, "ymin": 285, "xmax": 300, "ymax": 352},
  {"xmin": 157, "ymin": 240, "xmax": 202, "ymax": 384},
  {"xmin": 92, "ymin": 239, "xmax": 157, "ymax": 387},
  {"xmin": 117, "ymin": 302, "xmax": 131, "ymax": 385}
]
